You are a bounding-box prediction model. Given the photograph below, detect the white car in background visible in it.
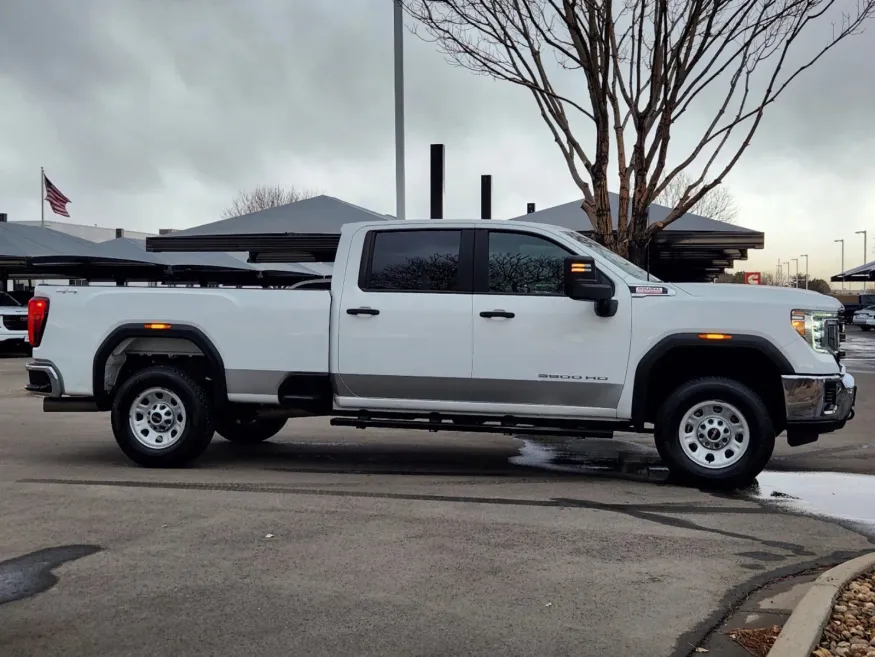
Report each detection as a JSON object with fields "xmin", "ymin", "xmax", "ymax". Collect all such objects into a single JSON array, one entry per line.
[
  {"xmin": 0, "ymin": 292, "xmax": 29, "ymax": 347},
  {"xmin": 852, "ymin": 305, "xmax": 875, "ymax": 331}
]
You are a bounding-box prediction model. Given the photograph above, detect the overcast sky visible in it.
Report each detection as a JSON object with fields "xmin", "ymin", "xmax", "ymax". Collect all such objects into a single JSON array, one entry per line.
[{"xmin": 1, "ymin": 0, "xmax": 873, "ymax": 281}]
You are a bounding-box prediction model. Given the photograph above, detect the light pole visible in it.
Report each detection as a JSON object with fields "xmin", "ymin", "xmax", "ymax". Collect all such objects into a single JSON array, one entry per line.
[
  {"xmin": 783, "ymin": 261, "xmax": 791, "ymax": 287},
  {"xmin": 791, "ymin": 258, "xmax": 799, "ymax": 287},
  {"xmin": 800, "ymin": 254, "xmax": 809, "ymax": 289},
  {"xmin": 393, "ymin": 0, "xmax": 406, "ymax": 220},
  {"xmin": 856, "ymin": 230, "xmax": 867, "ymax": 291},
  {"xmin": 835, "ymin": 239, "xmax": 845, "ymax": 292}
]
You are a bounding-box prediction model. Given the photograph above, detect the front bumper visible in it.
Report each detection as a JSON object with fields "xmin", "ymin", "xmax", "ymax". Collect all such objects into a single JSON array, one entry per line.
[
  {"xmin": 781, "ymin": 369, "xmax": 856, "ymax": 433},
  {"xmin": 25, "ymin": 359, "xmax": 64, "ymax": 397}
]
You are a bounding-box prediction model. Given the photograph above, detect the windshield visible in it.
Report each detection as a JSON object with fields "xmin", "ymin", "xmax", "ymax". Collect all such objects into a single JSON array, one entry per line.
[
  {"xmin": 0, "ymin": 292, "xmax": 21, "ymax": 307},
  {"xmin": 563, "ymin": 231, "xmax": 662, "ymax": 282}
]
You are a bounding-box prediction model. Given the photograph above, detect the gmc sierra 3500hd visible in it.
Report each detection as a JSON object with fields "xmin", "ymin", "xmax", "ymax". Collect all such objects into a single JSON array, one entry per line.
[{"xmin": 25, "ymin": 219, "xmax": 856, "ymax": 488}]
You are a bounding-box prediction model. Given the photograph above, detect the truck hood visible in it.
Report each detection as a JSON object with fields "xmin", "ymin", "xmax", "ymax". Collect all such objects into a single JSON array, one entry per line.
[
  {"xmin": 671, "ymin": 283, "xmax": 843, "ymax": 312},
  {"xmin": 0, "ymin": 307, "xmax": 27, "ymax": 316}
]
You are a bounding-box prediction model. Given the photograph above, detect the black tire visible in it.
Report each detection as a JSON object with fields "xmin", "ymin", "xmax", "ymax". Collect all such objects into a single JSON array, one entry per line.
[
  {"xmin": 861, "ymin": 326, "xmax": 871, "ymax": 332},
  {"xmin": 654, "ymin": 377, "xmax": 775, "ymax": 490},
  {"xmin": 216, "ymin": 415, "xmax": 287, "ymax": 444},
  {"xmin": 111, "ymin": 365, "xmax": 214, "ymax": 468}
]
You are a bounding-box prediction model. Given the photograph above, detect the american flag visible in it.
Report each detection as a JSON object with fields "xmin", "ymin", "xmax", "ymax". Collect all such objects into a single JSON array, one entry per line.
[{"xmin": 43, "ymin": 174, "xmax": 71, "ymax": 217}]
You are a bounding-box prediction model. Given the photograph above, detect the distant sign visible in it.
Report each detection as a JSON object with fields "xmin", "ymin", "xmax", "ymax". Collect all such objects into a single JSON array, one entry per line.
[{"xmin": 744, "ymin": 272, "xmax": 761, "ymax": 285}]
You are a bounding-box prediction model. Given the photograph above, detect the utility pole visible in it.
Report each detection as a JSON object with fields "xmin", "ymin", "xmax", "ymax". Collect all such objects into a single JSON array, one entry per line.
[
  {"xmin": 783, "ymin": 261, "xmax": 790, "ymax": 287},
  {"xmin": 856, "ymin": 230, "xmax": 867, "ymax": 292},
  {"xmin": 835, "ymin": 239, "xmax": 845, "ymax": 292},
  {"xmin": 393, "ymin": 0, "xmax": 406, "ymax": 220},
  {"xmin": 800, "ymin": 254, "xmax": 809, "ymax": 290}
]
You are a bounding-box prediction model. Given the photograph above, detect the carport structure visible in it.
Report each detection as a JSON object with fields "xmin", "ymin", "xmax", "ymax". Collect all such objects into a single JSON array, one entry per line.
[
  {"xmin": 511, "ymin": 194, "xmax": 765, "ymax": 282},
  {"xmin": 146, "ymin": 195, "xmax": 390, "ymax": 263},
  {"xmin": 831, "ymin": 260, "xmax": 875, "ymax": 284},
  {"xmin": 146, "ymin": 194, "xmax": 760, "ymax": 282}
]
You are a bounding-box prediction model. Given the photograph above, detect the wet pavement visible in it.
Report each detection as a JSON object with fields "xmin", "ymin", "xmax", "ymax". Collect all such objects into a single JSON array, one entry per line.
[{"xmin": 2, "ymin": 337, "xmax": 875, "ymax": 656}]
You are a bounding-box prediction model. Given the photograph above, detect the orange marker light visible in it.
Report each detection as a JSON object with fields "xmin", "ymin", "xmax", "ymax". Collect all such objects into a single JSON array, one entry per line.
[
  {"xmin": 144, "ymin": 323, "xmax": 172, "ymax": 330},
  {"xmin": 791, "ymin": 310, "xmax": 806, "ymax": 337},
  {"xmin": 698, "ymin": 333, "xmax": 732, "ymax": 341}
]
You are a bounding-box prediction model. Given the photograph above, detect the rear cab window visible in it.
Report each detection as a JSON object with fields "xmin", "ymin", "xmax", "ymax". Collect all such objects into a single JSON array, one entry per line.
[{"xmin": 359, "ymin": 229, "xmax": 472, "ymax": 293}]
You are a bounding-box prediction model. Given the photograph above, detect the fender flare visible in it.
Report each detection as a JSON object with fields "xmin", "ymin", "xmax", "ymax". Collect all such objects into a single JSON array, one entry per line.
[
  {"xmin": 92, "ymin": 323, "xmax": 227, "ymax": 410},
  {"xmin": 630, "ymin": 333, "xmax": 794, "ymax": 428}
]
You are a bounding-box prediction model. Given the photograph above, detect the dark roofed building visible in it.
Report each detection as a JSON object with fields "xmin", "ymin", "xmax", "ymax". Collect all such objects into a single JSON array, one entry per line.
[{"xmin": 512, "ymin": 193, "xmax": 764, "ymax": 282}]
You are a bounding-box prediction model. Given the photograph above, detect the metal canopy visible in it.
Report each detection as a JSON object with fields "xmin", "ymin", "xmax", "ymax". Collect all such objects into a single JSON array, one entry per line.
[
  {"xmin": 146, "ymin": 195, "xmax": 391, "ymax": 254},
  {"xmin": 831, "ymin": 260, "xmax": 875, "ymax": 282},
  {"xmin": 0, "ymin": 222, "xmax": 104, "ymax": 264},
  {"xmin": 511, "ymin": 193, "xmax": 764, "ymax": 281}
]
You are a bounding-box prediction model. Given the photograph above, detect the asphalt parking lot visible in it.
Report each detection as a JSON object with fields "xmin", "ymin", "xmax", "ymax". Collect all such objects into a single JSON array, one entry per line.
[{"xmin": 1, "ymin": 334, "xmax": 874, "ymax": 657}]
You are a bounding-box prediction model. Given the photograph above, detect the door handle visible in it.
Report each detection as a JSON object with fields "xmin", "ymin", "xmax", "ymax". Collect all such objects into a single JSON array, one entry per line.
[
  {"xmin": 480, "ymin": 310, "xmax": 515, "ymax": 319},
  {"xmin": 347, "ymin": 307, "xmax": 380, "ymax": 316}
]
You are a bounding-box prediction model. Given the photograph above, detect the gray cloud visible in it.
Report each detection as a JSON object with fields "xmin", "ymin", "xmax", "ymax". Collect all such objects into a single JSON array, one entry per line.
[{"xmin": 0, "ymin": 0, "xmax": 873, "ymax": 273}]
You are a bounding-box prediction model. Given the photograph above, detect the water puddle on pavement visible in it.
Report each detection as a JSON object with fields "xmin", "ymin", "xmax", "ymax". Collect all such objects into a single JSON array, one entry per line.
[
  {"xmin": 747, "ymin": 471, "xmax": 875, "ymax": 537},
  {"xmin": 509, "ymin": 438, "xmax": 669, "ymax": 480}
]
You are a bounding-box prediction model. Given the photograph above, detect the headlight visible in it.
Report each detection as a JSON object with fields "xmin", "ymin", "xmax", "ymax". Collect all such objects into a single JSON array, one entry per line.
[{"xmin": 791, "ymin": 309, "xmax": 838, "ymax": 353}]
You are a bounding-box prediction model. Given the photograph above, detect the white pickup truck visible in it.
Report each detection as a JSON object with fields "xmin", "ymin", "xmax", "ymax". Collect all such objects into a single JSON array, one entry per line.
[{"xmin": 25, "ymin": 219, "xmax": 856, "ymax": 488}]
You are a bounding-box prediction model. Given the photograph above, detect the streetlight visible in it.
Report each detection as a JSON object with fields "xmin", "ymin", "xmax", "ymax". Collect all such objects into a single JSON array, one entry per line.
[
  {"xmin": 856, "ymin": 230, "xmax": 867, "ymax": 291},
  {"xmin": 791, "ymin": 258, "xmax": 799, "ymax": 287},
  {"xmin": 835, "ymin": 239, "xmax": 845, "ymax": 292},
  {"xmin": 800, "ymin": 254, "xmax": 809, "ymax": 289},
  {"xmin": 783, "ymin": 261, "xmax": 791, "ymax": 287},
  {"xmin": 393, "ymin": 0, "xmax": 406, "ymax": 220}
]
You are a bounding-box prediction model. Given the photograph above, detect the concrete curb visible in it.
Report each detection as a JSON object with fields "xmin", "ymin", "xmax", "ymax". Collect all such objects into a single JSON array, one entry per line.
[{"xmin": 767, "ymin": 552, "xmax": 875, "ymax": 657}]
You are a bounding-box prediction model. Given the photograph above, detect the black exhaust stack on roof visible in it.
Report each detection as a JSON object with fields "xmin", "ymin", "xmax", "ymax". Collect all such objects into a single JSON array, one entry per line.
[
  {"xmin": 480, "ymin": 175, "xmax": 492, "ymax": 219},
  {"xmin": 115, "ymin": 228, "xmax": 124, "ymax": 238},
  {"xmin": 0, "ymin": 213, "xmax": 7, "ymax": 222},
  {"xmin": 430, "ymin": 144, "xmax": 444, "ymax": 219},
  {"xmin": 526, "ymin": 203, "xmax": 536, "ymax": 214}
]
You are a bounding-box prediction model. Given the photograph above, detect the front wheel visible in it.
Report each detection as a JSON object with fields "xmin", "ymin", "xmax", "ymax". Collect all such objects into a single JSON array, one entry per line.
[
  {"xmin": 111, "ymin": 366, "xmax": 215, "ymax": 468},
  {"xmin": 216, "ymin": 415, "xmax": 287, "ymax": 444},
  {"xmin": 654, "ymin": 377, "xmax": 775, "ymax": 489},
  {"xmin": 861, "ymin": 326, "xmax": 871, "ymax": 332}
]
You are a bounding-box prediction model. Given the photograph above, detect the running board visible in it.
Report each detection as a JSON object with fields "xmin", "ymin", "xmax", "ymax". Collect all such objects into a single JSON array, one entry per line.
[
  {"xmin": 330, "ymin": 417, "xmax": 615, "ymax": 438},
  {"xmin": 44, "ymin": 397, "xmax": 100, "ymax": 412}
]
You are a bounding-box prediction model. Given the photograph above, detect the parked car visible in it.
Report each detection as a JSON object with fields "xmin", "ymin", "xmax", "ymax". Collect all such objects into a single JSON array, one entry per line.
[
  {"xmin": 24, "ymin": 219, "xmax": 856, "ymax": 488},
  {"xmin": 852, "ymin": 306, "xmax": 875, "ymax": 331},
  {"xmin": 0, "ymin": 291, "xmax": 28, "ymax": 348}
]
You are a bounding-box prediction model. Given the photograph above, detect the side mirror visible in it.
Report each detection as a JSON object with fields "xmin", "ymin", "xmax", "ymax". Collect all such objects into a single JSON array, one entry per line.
[
  {"xmin": 563, "ymin": 256, "xmax": 617, "ymax": 318},
  {"xmin": 564, "ymin": 256, "xmax": 612, "ymax": 301}
]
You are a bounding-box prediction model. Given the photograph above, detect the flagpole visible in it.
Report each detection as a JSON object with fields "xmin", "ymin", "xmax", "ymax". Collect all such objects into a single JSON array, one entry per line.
[
  {"xmin": 40, "ymin": 167, "xmax": 45, "ymax": 227},
  {"xmin": 393, "ymin": 0, "xmax": 406, "ymax": 220}
]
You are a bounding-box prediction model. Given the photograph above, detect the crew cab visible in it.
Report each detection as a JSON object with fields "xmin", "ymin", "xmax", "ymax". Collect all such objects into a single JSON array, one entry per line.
[
  {"xmin": 25, "ymin": 220, "xmax": 857, "ymax": 488},
  {"xmin": 1, "ymin": 292, "xmax": 28, "ymax": 347}
]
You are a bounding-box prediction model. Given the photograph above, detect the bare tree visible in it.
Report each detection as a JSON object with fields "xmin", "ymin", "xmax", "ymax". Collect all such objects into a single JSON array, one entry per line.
[
  {"xmin": 221, "ymin": 185, "xmax": 320, "ymax": 219},
  {"xmin": 654, "ymin": 172, "xmax": 737, "ymax": 224},
  {"xmin": 402, "ymin": 0, "xmax": 873, "ymax": 265}
]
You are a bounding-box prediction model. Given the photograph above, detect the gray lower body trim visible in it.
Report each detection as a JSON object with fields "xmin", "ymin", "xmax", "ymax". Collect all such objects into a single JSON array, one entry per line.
[
  {"xmin": 225, "ymin": 369, "xmax": 288, "ymax": 397},
  {"xmin": 333, "ymin": 374, "xmax": 623, "ymax": 408}
]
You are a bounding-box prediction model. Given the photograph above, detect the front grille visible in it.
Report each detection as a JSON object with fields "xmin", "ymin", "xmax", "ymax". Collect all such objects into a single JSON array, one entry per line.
[{"xmin": 1, "ymin": 315, "xmax": 27, "ymax": 331}]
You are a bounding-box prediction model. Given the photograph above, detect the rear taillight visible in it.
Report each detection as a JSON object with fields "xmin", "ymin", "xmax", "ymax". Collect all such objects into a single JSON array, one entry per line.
[{"xmin": 28, "ymin": 296, "xmax": 50, "ymax": 347}]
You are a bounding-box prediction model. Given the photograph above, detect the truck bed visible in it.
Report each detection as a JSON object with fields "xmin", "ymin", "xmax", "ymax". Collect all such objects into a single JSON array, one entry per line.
[{"xmin": 35, "ymin": 285, "xmax": 330, "ymax": 400}]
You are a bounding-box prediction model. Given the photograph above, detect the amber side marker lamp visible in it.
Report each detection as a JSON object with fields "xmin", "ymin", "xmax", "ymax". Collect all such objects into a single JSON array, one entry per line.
[
  {"xmin": 698, "ymin": 333, "xmax": 733, "ymax": 341},
  {"xmin": 144, "ymin": 323, "xmax": 172, "ymax": 330}
]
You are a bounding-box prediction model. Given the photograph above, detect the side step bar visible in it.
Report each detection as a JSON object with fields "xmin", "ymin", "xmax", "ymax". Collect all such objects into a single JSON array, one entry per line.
[
  {"xmin": 330, "ymin": 417, "xmax": 615, "ymax": 439},
  {"xmin": 44, "ymin": 397, "xmax": 100, "ymax": 412}
]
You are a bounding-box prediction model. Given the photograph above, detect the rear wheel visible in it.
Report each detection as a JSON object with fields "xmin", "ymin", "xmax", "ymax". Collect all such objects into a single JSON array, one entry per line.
[
  {"xmin": 111, "ymin": 366, "xmax": 214, "ymax": 467},
  {"xmin": 216, "ymin": 414, "xmax": 287, "ymax": 444},
  {"xmin": 862, "ymin": 326, "xmax": 871, "ymax": 332},
  {"xmin": 654, "ymin": 377, "xmax": 775, "ymax": 489}
]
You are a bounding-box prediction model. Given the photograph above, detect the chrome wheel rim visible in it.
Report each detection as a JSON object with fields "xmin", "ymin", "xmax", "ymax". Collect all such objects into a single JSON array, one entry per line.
[
  {"xmin": 678, "ymin": 400, "xmax": 750, "ymax": 469},
  {"xmin": 129, "ymin": 387, "xmax": 187, "ymax": 450}
]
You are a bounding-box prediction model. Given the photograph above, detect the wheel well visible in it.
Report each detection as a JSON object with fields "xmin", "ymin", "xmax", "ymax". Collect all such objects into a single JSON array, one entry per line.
[
  {"xmin": 94, "ymin": 330, "xmax": 226, "ymax": 408},
  {"xmin": 636, "ymin": 345, "xmax": 787, "ymax": 433}
]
